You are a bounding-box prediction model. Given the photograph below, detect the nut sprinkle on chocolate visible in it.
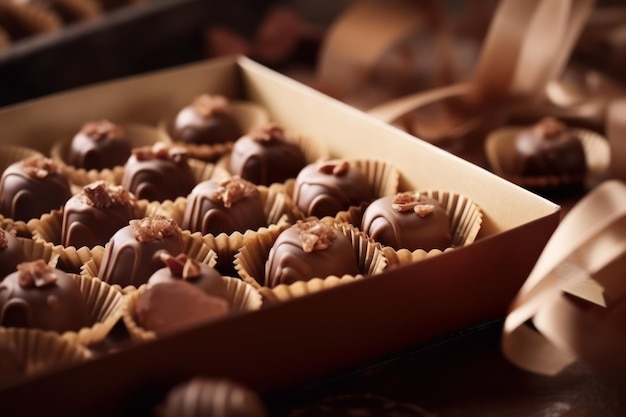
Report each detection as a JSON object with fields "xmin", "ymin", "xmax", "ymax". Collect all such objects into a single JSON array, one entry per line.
[
  {"xmin": 80, "ymin": 181, "xmax": 136, "ymax": 208},
  {"xmin": 159, "ymin": 252, "xmax": 202, "ymax": 280},
  {"xmin": 130, "ymin": 216, "xmax": 179, "ymax": 243},
  {"xmin": 21, "ymin": 155, "xmax": 60, "ymax": 179},
  {"xmin": 132, "ymin": 143, "xmax": 188, "ymax": 164},
  {"xmin": 248, "ymin": 123, "xmax": 287, "ymax": 143},
  {"xmin": 210, "ymin": 176, "xmax": 258, "ymax": 208},
  {"xmin": 295, "ymin": 220, "xmax": 337, "ymax": 253},
  {"xmin": 80, "ymin": 120, "xmax": 125, "ymax": 142},
  {"xmin": 192, "ymin": 94, "xmax": 230, "ymax": 118},
  {"xmin": 317, "ymin": 159, "xmax": 350, "ymax": 176},
  {"xmin": 533, "ymin": 117, "xmax": 567, "ymax": 140},
  {"xmin": 391, "ymin": 192, "xmax": 435, "ymax": 217},
  {"xmin": 17, "ymin": 260, "xmax": 58, "ymax": 288},
  {"xmin": 0, "ymin": 229, "xmax": 7, "ymax": 249}
]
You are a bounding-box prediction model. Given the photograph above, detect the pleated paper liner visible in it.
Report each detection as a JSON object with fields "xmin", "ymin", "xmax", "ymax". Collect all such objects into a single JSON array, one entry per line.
[
  {"xmin": 122, "ymin": 277, "xmax": 263, "ymax": 343},
  {"xmin": 234, "ymin": 220, "xmax": 388, "ymax": 291},
  {"xmin": 0, "ymin": 327, "xmax": 92, "ymax": 388},
  {"xmin": 49, "ymin": 123, "xmax": 171, "ymax": 188},
  {"xmin": 1, "ymin": 214, "xmax": 31, "ymax": 239},
  {"xmin": 283, "ymin": 158, "xmax": 401, "ymax": 221},
  {"xmin": 47, "ymin": 0, "xmax": 102, "ymax": 24},
  {"xmin": 0, "ymin": 2, "xmax": 61, "ymax": 41},
  {"xmin": 0, "ymin": 144, "xmax": 44, "ymax": 174},
  {"xmin": 158, "ymin": 100, "xmax": 271, "ymax": 162},
  {"xmin": 336, "ymin": 189, "xmax": 483, "ymax": 269},
  {"xmin": 259, "ymin": 275, "xmax": 364, "ymax": 305},
  {"xmin": 485, "ymin": 126, "xmax": 610, "ymax": 189},
  {"xmin": 81, "ymin": 230, "xmax": 218, "ymax": 292}
]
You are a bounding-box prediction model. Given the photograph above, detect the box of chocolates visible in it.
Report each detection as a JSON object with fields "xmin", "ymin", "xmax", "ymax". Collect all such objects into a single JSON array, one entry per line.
[{"xmin": 0, "ymin": 56, "xmax": 560, "ymax": 416}]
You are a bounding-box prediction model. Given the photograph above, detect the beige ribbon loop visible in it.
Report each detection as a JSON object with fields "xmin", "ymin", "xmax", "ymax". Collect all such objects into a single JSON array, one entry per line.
[{"xmin": 502, "ymin": 180, "xmax": 626, "ymax": 375}]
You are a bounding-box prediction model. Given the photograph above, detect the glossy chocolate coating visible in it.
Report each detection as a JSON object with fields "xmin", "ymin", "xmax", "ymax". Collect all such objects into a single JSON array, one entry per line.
[
  {"xmin": 160, "ymin": 378, "xmax": 268, "ymax": 417},
  {"xmin": 67, "ymin": 120, "xmax": 132, "ymax": 171},
  {"xmin": 61, "ymin": 181, "xmax": 137, "ymax": 249},
  {"xmin": 135, "ymin": 280, "xmax": 229, "ymax": 336},
  {"xmin": 173, "ymin": 94, "xmax": 243, "ymax": 145},
  {"xmin": 265, "ymin": 221, "xmax": 359, "ymax": 288},
  {"xmin": 293, "ymin": 159, "xmax": 374, "ymax": 218},
  {"xmin": 0, "ymin": 155, "xmax": 72, "ymax": 222},
  {"xmin": 511, "ymin": 118, "xmax": 587, "ymax": 177},
  {"xmin": 0, "ymin": 260, "xmax": 90, "ymax": 333},
  {"xmin": 229, "ymin": 124, "xmax": 306, "ymax": 186},
  {"xmin": 182, "ymin": 176, "xmax": 267, "ymax": 236},
  {"xmin": 361, "ymin": 193, "xmax": 452, "ymax": 251},
  {"xmin": 0, "ymin": 229, "xmax": 26, "ymax": 280},
  {"xmin": 121, "ymin": 144, "xmax": 196, "ymax": 202},
  {"xmin": 99, "ymin": 217, "xmax": 184, "ymax": 288}
]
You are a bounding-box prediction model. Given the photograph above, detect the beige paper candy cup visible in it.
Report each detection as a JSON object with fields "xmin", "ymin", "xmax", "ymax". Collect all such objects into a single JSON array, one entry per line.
[
  {"xmin": 260, "ymin": 275, "xmax": 364, "ymax": 305},
  {"xmin": 0, "ymin": 144, "xmax": 43, "ymax": 174},
  {"xmin": 188, "ymin": 158, "xmax": 230, "ymax": 185},
  {"xmin": 485, "ymin": 126, "xmax": 610, "ymax": 189},
  {"xmin": 0, "ymin": 328, "xmax": 91, "ymax": 386},
  {"xmin": 122, "ymin": 277, "xmax": 263, "ymax": 343},
  {"xmin": 19, "ymin": 236, "xmax": 62, "ymax": 267},
  {"xmin": 50, "ymin": 123, "xmax": 169, "ymax": 187},
  {"xmin": 234, "ymin": 220, "xmax": 388, "ymax": 291},
  {"xmin": 1, "ymin": 215, "xmax": 31, "ymax": 239}
]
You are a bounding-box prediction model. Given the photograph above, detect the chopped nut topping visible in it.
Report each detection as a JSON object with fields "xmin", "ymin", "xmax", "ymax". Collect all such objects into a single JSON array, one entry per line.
[
  {"xmin": 210, "ymin": 176, "xmax": 258, "ymax": 208},
  {"xmin": 80, "ymin": 120, "xmax": 125, "ymax": 142},
  {"xmin": 414, "ymin": 204, "xmax": 435, "ymax": 217},
  {"xmin": 0, "ymin": 229, "xmax": 7, "ymax": 249},
  {"xmin": 80, "ymin": 181, "xmax": 136, "ymax": 208},
  {"xmin": 247, "ymin": 123, "xmax": 287, "ymax": 143},
  {"xmin": 21, "ymin": 155, "xmax": 60, "ymax": 179},
  {"xmin": 130, "ymin": 215, "xmax": 179, "ymax": 242},
  {"xmin": 159, "ymin": 252, "xmax": 202, "ymax": 280},
  {"xmin": 191, "ymin": 94, "xmax": 230, "ymax": 118},
  {"xmin": 17, "ymin": 260, "xmax": 58, "ymax": 288},
  {"xmin": 317, "ymin": 159, "xmax": 350, "ymax": 176},
  {"xmin": 295, "ymin": 220, "xmax": 337, "ymax": 253},
  {"xmin": 132, "ymin": 143, "xmax": 188, "ymax": 164},
  {"xmin": 533, "ymin": 117, "xmax": 567, "ymax": 139},
  {"xmin": 391, "ymin": 192, "xmax": 423, "ymax": 212}
]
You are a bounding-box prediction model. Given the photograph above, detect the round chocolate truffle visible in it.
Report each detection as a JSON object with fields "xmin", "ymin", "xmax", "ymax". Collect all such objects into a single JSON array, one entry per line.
[
  {"xmin": 173, "ymin": 94, "xmax": 243, "ymax": 146},
  {"xmin": 0, "ymin": 155, "xmax": 72, "ymax": 222},
  {"xmin": 147, "ymin": 252, "xmax": 229, "ymax": 302},
  {"xmin": 511, "ymin": 117, "xmax": 587, "ymax": 178},
  {"xmin": 293, "ymin": 159, "xmax": 375, "ymax": 218},
  {"xmin": 121, "ymin": 143, "xmax": 196, "ymax": 202},
  {"xmin": 61, "ymin": 180, "xmax": 137, "ymax": 249},
  {"xmin": 182, "ymin": 176, "xmax": 267, "ymax": 236},
  {"xmin": 158, "ymin": 377, "xmax": 268, "ymax": 417},
  {"xmin": 361, "ymin": 192, "xmax": 452, "ymax": 251},
  {"xmin": 0, "ymin": 229, "xmax": 26, "ymax": 280},
  {"xmin": 99, "ymin": 216, "xmax": 184, "ymax": 288},
  {"xmin": 67, "ymin": 120, "xmax": 132, "ymax": 171},
  {"xmin": 0, "ymin": 260, "xmax": 90, "ymax": 333},
  {"xmin": 229, "ymin": 123, "xmax": 307, "ymax": 186},
  {"xmin": 264, "ymin": 220, "xmax": 359, "ymax": 288}
]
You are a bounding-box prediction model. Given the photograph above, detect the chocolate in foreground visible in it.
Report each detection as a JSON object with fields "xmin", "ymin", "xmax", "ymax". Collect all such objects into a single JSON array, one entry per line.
[
  {"xmin": 361, "ymin": 192, "xmax": 452, "ymax": 251},
  {"xmin": 67, "ymin": 120, "xmax": 132, "ymax": 171},
  {"xmin": 61, "ymin": 180, "xmax": 137, "ymax": 249},
  {"xmin": 229, "ymin": 123, "xmax": 307, "ymax": 186},
  {"xmin": 135, "ymin": 280, "xmax": 229, "ymax": 336},
  {"xmin": 99, "ymin": 216, "xmax": 184, "ymax": 288},
  {"xmin": 173, "ymin": 94, "xmax": 243, "ymax": 145},
  {"xmin": 147, "ymin": 252, "xmax": 229, "ymax": 302},
  {"xmin": 511, "ymin": 117, "xmax": 587, "ymax": 178},
  {"xmin": 122, "ymin": 143, "xmax": 196, "ymax": 202},
  {"xmin": 0, "ymin": 155, "xmax": 72, "ymax": 222},
  {"xmin": 264, "ymin": 220, "xmax": 359, "ymax": 288},
  {"xmin": 0, "ymin": 229, "xmax": 26, "ymax": 280},
  {"xmin": 0, "ymin": 260, "xmax": 90, "ymax": 333},
  {"xmin": 182, "ymin": 176, "xmax": 267, "ymax": 236},
  {"xmin": 293, "ymin": 159, "xmax": 374, "ymax": 218},
  {"xmin": 158, "ymin": 377, "xmax": 268, "ymax": 417}
]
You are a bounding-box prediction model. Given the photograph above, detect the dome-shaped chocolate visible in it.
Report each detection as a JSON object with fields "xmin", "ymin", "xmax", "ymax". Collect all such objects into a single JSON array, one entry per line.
[
  {"xmin": 0, "ymin": 229, "xmax": 26, "ymax": 280},
  {"xmin": 173, "ymin": 94, "xmax": 242, "ymax": 146},
  {"xmin": 67, "ymin": 120, "xmax": 131, "ymax": 171}
]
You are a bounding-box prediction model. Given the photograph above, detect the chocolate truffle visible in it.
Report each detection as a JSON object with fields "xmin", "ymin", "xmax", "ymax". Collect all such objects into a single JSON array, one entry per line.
[
  {"xmin": 173, "ymin": 94, "xmax": 243, "ymax": 146},
  {"xmin": 182, "ymin": 176, "xmax": 267, "ymax": 236},
  {"xmin": 135, "ymin": 280, "xmax": 229, "ymax": 336},
  {"xmin": 0, "ymin": 260, "xmax": 90, "ymax": 333},
  {"xmin": 159, "ymin": 378, "xmax": 268, "ymax": 417},
  {"xmin": 361, "ymin": 192, "xmax": 452, "ymax": 251},
  {"xmin": 61, "ymin": 180, "xmax": 137, "ymax": 249},
  {"xmin": 265, "ymin": 220, "xmax": 359, "ymax": 288},
  {"xmin": 229, "ymin": 123, "xmax": 307, "ymax": 186},
  {"xmin": 0, "ymin": 155, "xmax": 72, "ymax": 222},
  {"xmin": 67, "ymin": 120, "xmax": 132, "ymax": 171},
  {"xmin": 147, "ymin": 252, "xmax": 229, "ymax": 302},
  {"xmin": 0, "ymin": 229, "xmax": 26, "ymax": 280},
  {"xmin": 121, "ymin": 143, "xmax": 196, "ymax": 202},
  {"xmin": 99, "ymin": 216, "xmax": 184, "ymax": 288},
  {"xmin": 293, "ymin": 159, "xmax": 375, "ymax": 218},
  {"xmin": 511, "ymin": 117, "xmax": 587, "ymax": 178}
]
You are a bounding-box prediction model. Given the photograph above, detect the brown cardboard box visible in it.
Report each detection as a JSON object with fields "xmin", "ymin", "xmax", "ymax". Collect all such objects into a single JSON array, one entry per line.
[{"xmin": 0, "ymin": 56, "xmax": 560, "ymax": 416}]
